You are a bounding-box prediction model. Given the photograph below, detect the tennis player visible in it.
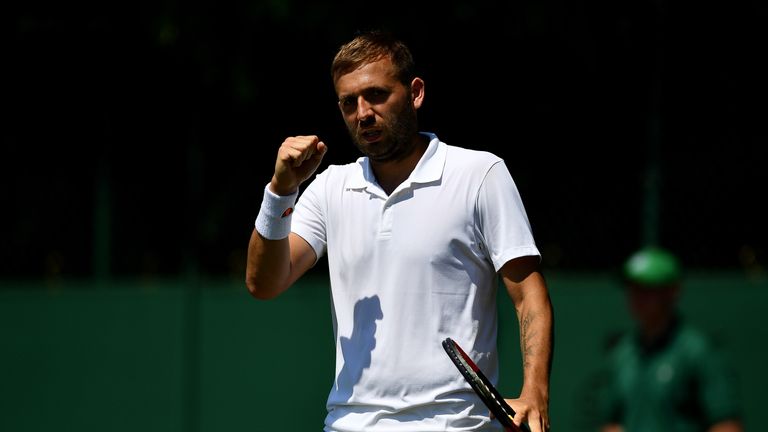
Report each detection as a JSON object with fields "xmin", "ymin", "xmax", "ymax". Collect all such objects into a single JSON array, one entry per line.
[{"xmin": 246, "ymin": 30, "xmax": 553, "ymax": 432}]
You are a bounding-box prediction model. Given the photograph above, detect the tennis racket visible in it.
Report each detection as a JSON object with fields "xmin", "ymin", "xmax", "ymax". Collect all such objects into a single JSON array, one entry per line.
[{"xmin": 442, "ymin": 337, "xmax": 531, "ymax": 432}]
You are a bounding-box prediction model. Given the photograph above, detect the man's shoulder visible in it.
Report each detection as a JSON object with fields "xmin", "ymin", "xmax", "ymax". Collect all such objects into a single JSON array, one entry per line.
[
  {"xmin": 444, "ymin": 142, "xmax": 502, "ymax": 159},
  {"xmin": 313, "ymin": 160, "xmax": 363, "ymax": 180},
  {"xmin": 675, "ymin": 322, "xmax": 720, "ymax": 355},
  {"xmin": 426, "ymin": 133, "xmax": 500, "ymax": 160},
  {"xmin": 443, "ymin": 143, "xmax": 504, "ymax": 170},
  {"xmin": 321, "ymin": 161, "xmax": 361, "ymax": 173},
  {"xmin": 605, "ymin": 330, "xmax": 636, "ymax": 355}
]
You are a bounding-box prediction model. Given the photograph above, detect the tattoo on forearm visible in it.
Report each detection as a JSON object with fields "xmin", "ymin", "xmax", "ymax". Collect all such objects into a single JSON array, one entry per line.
[{"xmin": 521, "ymin": 312, "xmax": 538, "ymax": 368}]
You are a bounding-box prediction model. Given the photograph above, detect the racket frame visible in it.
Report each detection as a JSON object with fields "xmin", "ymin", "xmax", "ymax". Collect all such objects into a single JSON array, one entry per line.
[{"xmin": 442, "ymin": 337, "xmax": 531, "ymax": 432}]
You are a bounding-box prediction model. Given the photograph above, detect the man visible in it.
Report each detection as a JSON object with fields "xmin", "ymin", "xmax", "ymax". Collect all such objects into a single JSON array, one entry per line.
[
  {"xmin": 246, "ymin": 30, "xmax": 553, "ymax": 432},
  {"xmin": 595, "ymin": 246, "xmax": 743, "ymax": 432}
]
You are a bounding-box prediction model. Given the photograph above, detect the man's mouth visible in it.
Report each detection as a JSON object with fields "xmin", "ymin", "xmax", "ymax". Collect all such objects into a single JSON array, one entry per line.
[{"xmin": 361, "ymin": 129, "xmax": 382, "ymax": 143}]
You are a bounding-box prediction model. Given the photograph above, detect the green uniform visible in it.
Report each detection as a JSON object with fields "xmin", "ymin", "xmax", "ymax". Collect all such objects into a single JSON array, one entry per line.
[{"xmin": 596, "ymin": 316, "xmax": 741, "ymax": 432}]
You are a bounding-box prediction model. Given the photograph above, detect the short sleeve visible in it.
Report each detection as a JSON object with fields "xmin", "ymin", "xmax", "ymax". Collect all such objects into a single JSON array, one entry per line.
[
  {"xmin": 697, "ymin": 343, "xmax": 743, "ymax": 425},
  {"xmin": 592, "ymin": 352, "xmax": 624, "ymax": 426},
  {"xmin": 291, "ymin": 171, "xmax": 328, "ymax": 261},
  {"xmin": 475, "ymin": 160, "xmax": 540, "ymax": 271}
]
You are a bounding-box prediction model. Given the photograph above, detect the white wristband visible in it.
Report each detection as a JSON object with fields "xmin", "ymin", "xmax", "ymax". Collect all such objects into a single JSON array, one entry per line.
[{"xmin": 254, "ymin": 183, "xmax": 298, "ymax": 240}]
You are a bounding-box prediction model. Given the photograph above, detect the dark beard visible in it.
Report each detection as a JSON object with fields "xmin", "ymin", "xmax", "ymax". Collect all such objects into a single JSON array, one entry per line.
[{"xmin": 349, "ymin": 103, "xmax": 418, "ymax": 163}]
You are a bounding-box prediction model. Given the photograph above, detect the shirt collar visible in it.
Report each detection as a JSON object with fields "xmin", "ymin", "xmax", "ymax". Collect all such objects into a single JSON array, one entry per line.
[
  {"xmin": 636, "ymin": 313, "xmax": 682, "ymax": 355},
  {"xmin": 348, "ymin": 132, "xmax": 446, "ymax": 191}
]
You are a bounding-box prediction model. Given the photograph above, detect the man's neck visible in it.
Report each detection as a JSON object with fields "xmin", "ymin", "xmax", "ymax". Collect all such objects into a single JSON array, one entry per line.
[
  {"xmin": 371, "ymin": 135, "xmax": 429, "ymax": 195},
  {"xmin": 639, "ymin": 313, "xmax": 680, "ymax": 350}
]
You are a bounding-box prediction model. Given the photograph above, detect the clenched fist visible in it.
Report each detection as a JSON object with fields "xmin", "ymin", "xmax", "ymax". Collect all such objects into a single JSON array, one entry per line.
[{"xmin": 270, "ymin": 135, "xmax": 328, "ymax": 196}]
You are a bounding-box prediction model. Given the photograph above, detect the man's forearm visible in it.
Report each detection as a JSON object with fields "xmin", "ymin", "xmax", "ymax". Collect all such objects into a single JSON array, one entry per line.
[
  {"xmin": 517, "ymin": 283, "xmax": 554, "ymax": 400},
  {"xmin": 245, "ymin": 228, "xmax": 292, "ymax": 299}
]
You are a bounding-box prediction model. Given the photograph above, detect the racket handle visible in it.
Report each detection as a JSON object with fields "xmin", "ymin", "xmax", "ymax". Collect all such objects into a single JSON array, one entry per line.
[{"xmin": 505, "ymin": 423, "xmax": 532, "ymax": 432}]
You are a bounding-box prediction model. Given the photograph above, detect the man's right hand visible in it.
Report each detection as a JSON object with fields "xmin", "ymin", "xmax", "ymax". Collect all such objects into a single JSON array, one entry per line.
[{"xmin": 271, "ymin": 135, "xmax": 328, "ymax": 196}]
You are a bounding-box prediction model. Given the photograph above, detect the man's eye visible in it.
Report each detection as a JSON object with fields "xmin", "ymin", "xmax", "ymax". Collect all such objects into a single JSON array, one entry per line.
[
  {"xmin": 340, "ymin": 98, "xmax": 355, "ymax": 107},
  {"xmin": 367, "ymin": 89, "xmax": 388, "ymax": 103}
]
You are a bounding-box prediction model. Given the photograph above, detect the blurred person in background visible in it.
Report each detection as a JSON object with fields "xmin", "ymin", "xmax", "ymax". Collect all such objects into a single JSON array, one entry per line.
[{"xmin": 594, "ymin": 246, "xmax": 743, "ymax": 432}]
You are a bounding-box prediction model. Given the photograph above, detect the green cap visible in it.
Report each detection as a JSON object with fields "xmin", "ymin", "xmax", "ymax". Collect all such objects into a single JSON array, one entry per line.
[{"xmin": 623, "ymin": 247, "xmax": 681, "ymax": 287}]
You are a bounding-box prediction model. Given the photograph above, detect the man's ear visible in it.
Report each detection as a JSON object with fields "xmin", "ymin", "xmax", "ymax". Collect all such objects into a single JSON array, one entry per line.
[{"xmin": 411, "ymin": 77, "xmax": 425, "ymax": 109}]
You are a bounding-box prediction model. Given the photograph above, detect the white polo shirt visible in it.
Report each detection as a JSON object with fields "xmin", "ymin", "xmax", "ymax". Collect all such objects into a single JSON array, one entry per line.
[{"xmin": 291, "ymin": 132, "xmax": 540, "ymax": 432}]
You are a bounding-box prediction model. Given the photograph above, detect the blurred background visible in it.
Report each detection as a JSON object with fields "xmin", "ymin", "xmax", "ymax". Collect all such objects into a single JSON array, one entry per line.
[{"xmin": 2, "ymin": 0, "xmax": 766, "ymax": 431}]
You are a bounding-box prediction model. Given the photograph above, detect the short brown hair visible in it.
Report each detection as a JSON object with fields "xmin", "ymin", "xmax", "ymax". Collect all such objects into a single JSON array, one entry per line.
[{"xmin": 331, "ymin": 30, "xmax": 416, "ymax": 86}]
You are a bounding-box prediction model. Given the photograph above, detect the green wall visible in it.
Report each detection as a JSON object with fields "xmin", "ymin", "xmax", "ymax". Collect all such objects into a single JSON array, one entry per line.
[{"xmin": 1, "ymin": 273, "xmax": 765, "ymax": 431}]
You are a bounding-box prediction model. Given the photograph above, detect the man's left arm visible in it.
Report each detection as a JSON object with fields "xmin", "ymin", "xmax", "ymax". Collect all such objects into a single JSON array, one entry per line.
[
  {"xmin": 500, "ymin": 255, "xmax": 554, "ymax": 432},
  {"xmin": 708, "ymin": 421, "xmax": 743, "ymax": 432},
  {"xmin": 699, "ymin": 341, "xmax": 744, "ymax": 432}
]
